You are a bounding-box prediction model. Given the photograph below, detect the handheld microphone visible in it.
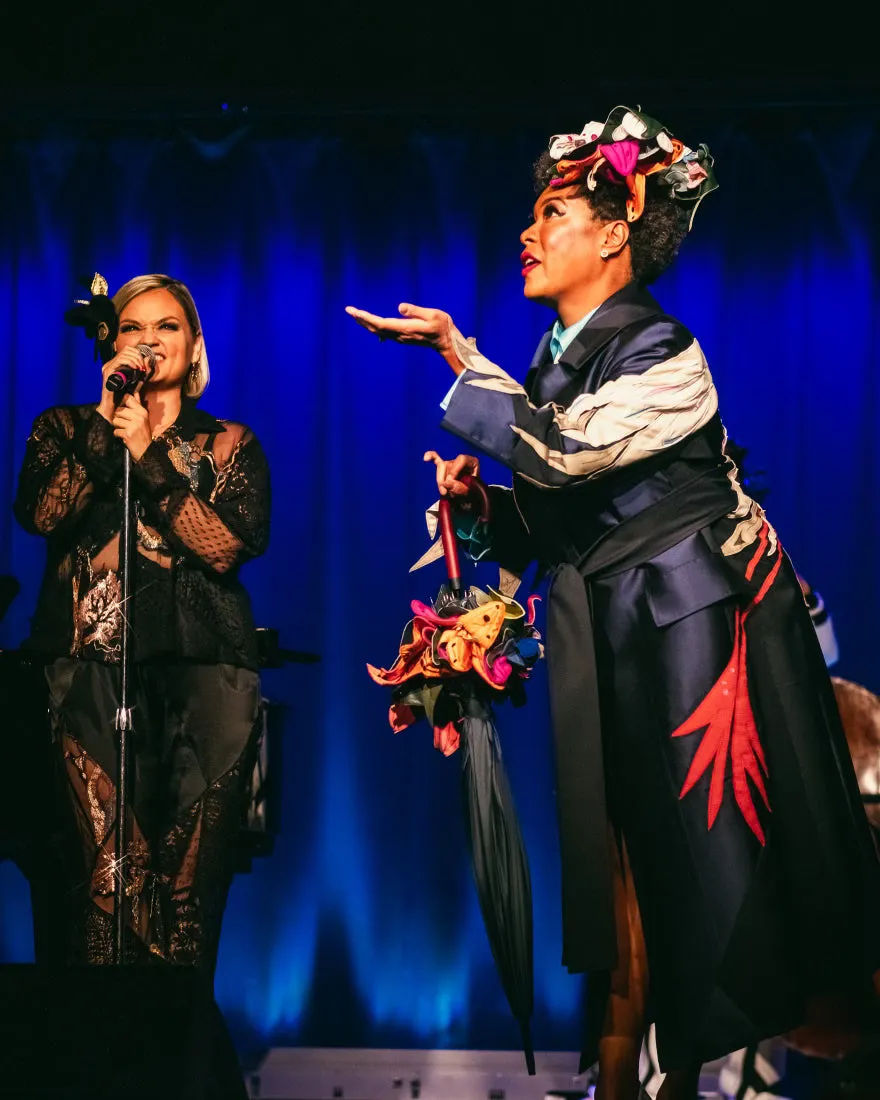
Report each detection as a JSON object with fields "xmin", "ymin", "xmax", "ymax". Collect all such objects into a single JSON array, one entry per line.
[{"xmin": 105, "ymin": 344, "xmax": 156, "ymax": 393}]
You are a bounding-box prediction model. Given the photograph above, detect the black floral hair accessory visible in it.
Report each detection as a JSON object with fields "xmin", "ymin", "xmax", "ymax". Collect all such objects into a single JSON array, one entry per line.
[{"xmin": 64, "ymin": 272, "xmax": 118, "ymax": 362}]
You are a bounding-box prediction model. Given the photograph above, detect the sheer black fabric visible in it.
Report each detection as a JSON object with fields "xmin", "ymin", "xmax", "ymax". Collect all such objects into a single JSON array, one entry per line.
[
  {"xmin": 44, "ymin": 659, "xmax": 261, "ymax": 970},
  {"xmin": 13, "ymin": 396, "xmax": 270, "ymax": 976},
  {"xmin": 14, "ymin": 399, "xmax": 270, "ymax": 668}
]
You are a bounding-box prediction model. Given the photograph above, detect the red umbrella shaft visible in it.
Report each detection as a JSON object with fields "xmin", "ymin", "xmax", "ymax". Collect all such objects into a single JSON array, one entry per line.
[
  {"xmin": 437, "ymin": 476, "xmax": 490, "ymax": 596},
  {"xmin": 438, "ymin": 498, "xmax": 462, "ymax": 594}
]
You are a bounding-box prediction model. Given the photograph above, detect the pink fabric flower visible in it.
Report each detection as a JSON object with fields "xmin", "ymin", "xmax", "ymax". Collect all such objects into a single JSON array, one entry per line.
[
  {"xmin": 486, "ymin": 654, "xmax": 512, "ymax": 685},
  {"xmin": 599, "ymin": 140, "xmax": 640, "ymax": 178},
  {"xmin": 686, "ymin": 161, "xmax": 709, "ymax": 188}
]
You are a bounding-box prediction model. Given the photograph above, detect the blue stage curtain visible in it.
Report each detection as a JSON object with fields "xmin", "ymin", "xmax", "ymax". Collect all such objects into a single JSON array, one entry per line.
[{"xmin": 1, "ymin": 110, "xmax": 878, "ymax": 1058}]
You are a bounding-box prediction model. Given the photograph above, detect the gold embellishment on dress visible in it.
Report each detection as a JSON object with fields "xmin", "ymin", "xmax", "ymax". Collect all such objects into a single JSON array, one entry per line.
[
  {"xmin": 205, "ymin": 437, "xmax": 245, "ymax": 503},
  {"xmin": 164, "ymin": 433, "xmax": 202, "ymax": 488},
  {"xmin": 79, "ymin": 572, "xmax": 123, "ymax": 654},
  {"xmin": 136, "ymin": 433, "xmax": 203, "ymax": 553},
  {"xmin": 93, "ymin": 847, "xmax": 118, "ymax": 897},
  {"xmin": 63, "ymin": 739, "xmax": 118, "ymax": 900},
  {"xmin": 87, "ymin": 770, "xmax": 108, "ymax": 846},
  {"xmin": 67, "ymin": 745, "xmax": 110, "ymax": 848},
  {"xmin": 56, "ymin": 726, "xmax": 255, "ymax": 966},
  {"xmin": 136, "ymin": 519, "xmax": 165, "ymax": 551},
  {"xmin": 124, "ymin": 838, "xmax": 150, "ymax": 935},
  {"xmin": 71, "ymin": 551, "xmax": 123, "ymax": 657}
]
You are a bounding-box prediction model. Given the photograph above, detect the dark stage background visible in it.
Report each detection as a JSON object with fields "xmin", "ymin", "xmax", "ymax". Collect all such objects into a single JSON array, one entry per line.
[{"xmin": 1, "ymin": 46, "xmax": 879, "ymax": 1064}]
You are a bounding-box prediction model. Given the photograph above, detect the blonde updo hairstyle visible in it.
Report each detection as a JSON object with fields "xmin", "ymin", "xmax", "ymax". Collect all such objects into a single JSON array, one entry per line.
[{"xmin": 112, "ymin": 274, "xmax": 210, "ymax": 399}]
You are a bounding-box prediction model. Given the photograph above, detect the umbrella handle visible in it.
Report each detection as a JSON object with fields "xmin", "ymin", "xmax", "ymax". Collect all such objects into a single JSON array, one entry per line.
[
  {"xmin": 437, "ymin": 498, "xmax": 463, "ymax": 594},
  {"xmin": 437, "ymin": 474, "xmax": 491, "ymax": 596},
  {"xmin": 463, "ymin": 474, "xmax": 491, "ymax": 522}
]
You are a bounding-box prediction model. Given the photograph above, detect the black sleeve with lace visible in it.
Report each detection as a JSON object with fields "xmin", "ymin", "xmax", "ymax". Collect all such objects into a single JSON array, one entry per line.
[
  {"xmin": 133, "ymin": 432, "xmax": 270, "ymax": 575},
  {"xmin": 14, "ymin": 406, "xmax": 123, "ymax": 537}
]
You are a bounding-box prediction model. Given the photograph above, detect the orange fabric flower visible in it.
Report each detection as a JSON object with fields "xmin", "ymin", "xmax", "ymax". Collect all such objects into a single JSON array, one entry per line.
[{"xmin": 368, "ymin": 601, "xmax": 507, "ymax": 687}]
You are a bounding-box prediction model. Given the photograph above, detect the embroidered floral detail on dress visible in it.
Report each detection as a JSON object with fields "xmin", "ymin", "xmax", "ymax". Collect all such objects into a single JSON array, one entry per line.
[{"xmin": 71, "ymin": 562, "xmax": 123, "ymax": 657}]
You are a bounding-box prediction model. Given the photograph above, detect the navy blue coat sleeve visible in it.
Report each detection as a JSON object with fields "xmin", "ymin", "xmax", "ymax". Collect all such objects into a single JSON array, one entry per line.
[{"xmin": 441, "ymin": 317, "xmax": 718, "ymax": 489}]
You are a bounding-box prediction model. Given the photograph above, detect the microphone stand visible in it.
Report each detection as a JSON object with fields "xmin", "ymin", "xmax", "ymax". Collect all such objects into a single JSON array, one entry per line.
[
  {"xmin": 112, "ymin": 380, "xmax": 139, "ymax": 965},
  {"xmin": 108, "ymin": 345, "xmax": 155, "ymax": 964}
]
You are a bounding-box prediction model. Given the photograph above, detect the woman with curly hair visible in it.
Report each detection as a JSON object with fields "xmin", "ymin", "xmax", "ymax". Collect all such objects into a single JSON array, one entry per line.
[{"xmin": 347, "ymin": 107, "xmax": 880, "ymax": 1099}]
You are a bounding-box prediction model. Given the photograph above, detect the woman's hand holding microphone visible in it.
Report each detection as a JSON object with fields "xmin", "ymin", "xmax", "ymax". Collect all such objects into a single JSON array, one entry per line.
[{"xmin": 96, "ymin": 347, "xmax": 154, "ymax": 462}]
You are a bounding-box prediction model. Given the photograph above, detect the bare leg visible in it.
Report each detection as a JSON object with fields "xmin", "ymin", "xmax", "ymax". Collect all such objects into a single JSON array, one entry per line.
[{"xmin": 595, "ymin": 833, "xmax": 648, "ymax": 1100}]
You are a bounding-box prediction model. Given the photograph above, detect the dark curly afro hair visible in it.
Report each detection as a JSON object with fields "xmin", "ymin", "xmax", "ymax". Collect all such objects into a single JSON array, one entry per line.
[{"xmin": 533, "ymin": 151, "xmax": 690, "ymax": 286}]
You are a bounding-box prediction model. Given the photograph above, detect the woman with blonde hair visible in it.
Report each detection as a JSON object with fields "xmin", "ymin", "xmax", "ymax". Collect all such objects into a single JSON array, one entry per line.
[{"xmin": 15, "ymin": 273, "xmax": 270, "ymax": 972}]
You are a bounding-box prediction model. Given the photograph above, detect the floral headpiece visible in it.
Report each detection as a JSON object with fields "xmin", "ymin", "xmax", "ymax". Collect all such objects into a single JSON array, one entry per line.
[
  {"xmin": 64, "ymin": 272, "xmax": 118, "ymax": 363},
  {"xmin": 546, "ymin": 105, "xmax": 718, "ymax": 228}
]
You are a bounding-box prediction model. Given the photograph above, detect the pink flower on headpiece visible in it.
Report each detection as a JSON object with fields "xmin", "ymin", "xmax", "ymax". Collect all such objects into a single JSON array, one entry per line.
[
  {"xmin": 599, "ymin": 140, "xmax": 640, "ymax": 178},
  {"xmin": 686, "ymin": 160, "xmax": 709, "ymax": 188}
]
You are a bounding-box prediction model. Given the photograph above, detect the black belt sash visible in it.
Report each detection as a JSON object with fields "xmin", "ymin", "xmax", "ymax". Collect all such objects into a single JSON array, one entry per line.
[{"xmin": 546, "ymin": 459, "xmax": 738, "ymax": 974}]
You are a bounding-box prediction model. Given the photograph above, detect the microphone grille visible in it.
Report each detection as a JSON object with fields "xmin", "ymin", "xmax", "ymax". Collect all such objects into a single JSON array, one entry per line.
[{"xmin": 135, "ymin": 344, "xmax": 157, "ymax": 371}]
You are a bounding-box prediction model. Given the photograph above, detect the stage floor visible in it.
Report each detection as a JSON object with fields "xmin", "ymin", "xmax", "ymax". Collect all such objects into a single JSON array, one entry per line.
[{"xmin": 245, "ymin": 1047, "xmax": 733, "ymax": 1100}]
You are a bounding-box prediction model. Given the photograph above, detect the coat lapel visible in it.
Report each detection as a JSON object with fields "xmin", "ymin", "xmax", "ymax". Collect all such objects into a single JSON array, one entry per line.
[
  {"xmin": 529, "ymin": 283, "xmax": 664, "ymax": 407},
  {"xmin": 524, "ymin": 329, "xmax": 553, "ymax": 401}
]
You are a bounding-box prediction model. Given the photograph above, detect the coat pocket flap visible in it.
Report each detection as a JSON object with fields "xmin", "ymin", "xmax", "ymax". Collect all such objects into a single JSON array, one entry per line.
[{"xmin": 645, "ymin": 534, "xmax": 740, "ymax": 628}]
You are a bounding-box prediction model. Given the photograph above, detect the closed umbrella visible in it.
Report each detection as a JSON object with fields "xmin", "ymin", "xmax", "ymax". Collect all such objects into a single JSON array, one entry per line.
[{"xmin": 368, "ymin": 482, "xmax": 542, "ymax": 1073}]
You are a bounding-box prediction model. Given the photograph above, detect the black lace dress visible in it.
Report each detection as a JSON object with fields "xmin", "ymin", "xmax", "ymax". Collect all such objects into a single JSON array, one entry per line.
[{"xmin": 14, "ymin": 399, "xmax": 270, "ymax": 970}]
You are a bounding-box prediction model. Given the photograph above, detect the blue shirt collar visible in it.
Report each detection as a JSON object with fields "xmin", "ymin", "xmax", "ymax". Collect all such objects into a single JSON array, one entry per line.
[{"xmin": 549, "ymin": 306, "xmax": 599, "ymax": 363}]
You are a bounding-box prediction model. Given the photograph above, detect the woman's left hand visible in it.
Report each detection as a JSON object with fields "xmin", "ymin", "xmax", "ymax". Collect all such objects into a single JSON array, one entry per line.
[
  {"xmin": 345, "ymin": 303, "xmax": 466, "ymax": 374},
  {"xmin": 112, "ymin": 392, "xmax": 153, "ymax": 462}
]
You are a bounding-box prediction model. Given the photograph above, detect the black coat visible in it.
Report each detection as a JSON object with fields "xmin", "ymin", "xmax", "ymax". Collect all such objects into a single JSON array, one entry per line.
[{"xmin": 442, "ymin": 282, "xmax": 880, "ymax": 1069}]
